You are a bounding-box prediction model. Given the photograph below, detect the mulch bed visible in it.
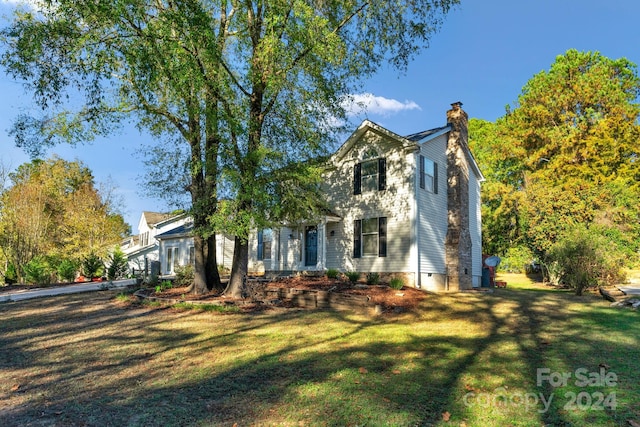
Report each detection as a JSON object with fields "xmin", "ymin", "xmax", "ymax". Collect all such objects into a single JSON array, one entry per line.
[{"xmin": 151, "ymin": 275, "xmax": 428, "ymax": 313}]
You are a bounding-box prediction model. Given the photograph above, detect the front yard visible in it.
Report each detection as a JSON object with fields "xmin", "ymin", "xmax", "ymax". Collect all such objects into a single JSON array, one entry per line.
[{"xmin": 0, "ymin": 274, "xmax": 638, "ymax": 426}]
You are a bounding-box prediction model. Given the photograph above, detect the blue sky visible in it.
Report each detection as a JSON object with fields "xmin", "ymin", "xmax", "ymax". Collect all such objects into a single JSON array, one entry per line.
[{"xmin": 1, "ymin": 0, "xmax": 639, "ymax": 232}]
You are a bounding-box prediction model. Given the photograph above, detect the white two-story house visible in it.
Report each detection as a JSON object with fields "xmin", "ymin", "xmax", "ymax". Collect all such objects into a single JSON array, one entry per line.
[{"xmin": 247, "ymin": 102, "xmax": 484, "ymax": 291}]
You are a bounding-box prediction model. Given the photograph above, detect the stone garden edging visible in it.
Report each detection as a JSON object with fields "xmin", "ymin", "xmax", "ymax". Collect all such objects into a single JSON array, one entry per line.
[{"xmin": 134, "ymin": 286, "xmax": 383, "ymax": 315}]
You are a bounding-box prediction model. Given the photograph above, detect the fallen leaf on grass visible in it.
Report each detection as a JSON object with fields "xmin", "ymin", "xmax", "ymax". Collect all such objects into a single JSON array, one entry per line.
[
  {"xmin": 464, "ymin": 384, "xmax": 475, "ymax": 392},
  {"xmin": 392, "ymin": 369, "xmax": 401, "ymax": 375},
  {"xmin": 359, "ymin": 367, "xmax": 368, "ymax": 374},
  {"xmin": 442, "ymin": 411, "xmax": 451, "ymax": 421},
  {"xmin": 11, "ymin": 384, "xmax": 20, "ymax": 392}
]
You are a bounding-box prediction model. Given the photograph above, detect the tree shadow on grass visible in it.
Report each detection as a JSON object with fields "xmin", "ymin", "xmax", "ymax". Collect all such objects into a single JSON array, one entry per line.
[{"xmin": 0, "ymin": 289, "xmax": 637, "ymax": 426}]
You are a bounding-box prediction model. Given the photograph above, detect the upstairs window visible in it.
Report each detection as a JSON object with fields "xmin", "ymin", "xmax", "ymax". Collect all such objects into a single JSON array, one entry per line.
[
  {"xmin": 354, "ymin": 158, "xmax": 386, "ymax": 195},
  {"xmin": 353, "ymin": 217, "xmax": 387, "ymax": 258},
  {"xmin": 419, "ymin": 155, "xmax": 438, "ymax": 193},
  {"xmin": 257, "ymin": 229, "xmax": 273, "ymax": 260}
]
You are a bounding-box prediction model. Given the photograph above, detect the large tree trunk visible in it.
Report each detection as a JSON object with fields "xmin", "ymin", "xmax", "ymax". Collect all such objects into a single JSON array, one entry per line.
[
  {"xmin": 191, "ymin": 234, "xmax": 208, "ymax": 294},
  {"xmin": 224, "ymin": 236, "xmax": 248, "ymax": 298},
  {"xmin": 206, "ymin": 233, "xmax": 223, "ymax": 292}
]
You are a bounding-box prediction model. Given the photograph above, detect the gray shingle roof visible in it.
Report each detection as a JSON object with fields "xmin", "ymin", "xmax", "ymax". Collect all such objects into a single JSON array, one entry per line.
[{"xmin": 404, "ymin": 126, "xmax": 450, "ymax": 142}]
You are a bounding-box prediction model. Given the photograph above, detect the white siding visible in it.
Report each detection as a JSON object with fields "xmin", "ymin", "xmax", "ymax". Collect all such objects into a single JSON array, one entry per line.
[
  {"xmin": 324, "ymin": 129, "xmax": 414, "ymax": 274},
  {"xmin": 416, "ymin": 134, "xmax": 449, "ymax": 277},
  {"xmin": 216, "ymin": 234, "xmax": 235, "ymax": 271},
  {"xmin": 469, "ymin": 171, "xmax": 483, "ymax": 287},
  {"xmin": 126, "ymin": 213, "xmax": 191, "ymax": 273},
  {"xmin": 159, "ymin": 236, "xmax": 192, "ymax": 274},
  {"xmin": 249, "ymin": 227, "xmax": 308, "ymax": 273},
  {"xmin": 157, "ymin": 233, "xmax": 234, "ymax": 275}
]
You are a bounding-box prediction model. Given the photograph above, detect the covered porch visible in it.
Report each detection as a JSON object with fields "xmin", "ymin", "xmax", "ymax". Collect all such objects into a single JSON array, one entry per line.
[{"xmin": 249, "ymin": 214, "xmax": 341, "ymax": 275}]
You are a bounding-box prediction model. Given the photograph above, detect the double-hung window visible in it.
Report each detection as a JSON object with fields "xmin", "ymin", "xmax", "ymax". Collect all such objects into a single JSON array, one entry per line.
[
  {"xmin": 419, "ymin": 155, "xmax": 438, "ymax": 193},
  {"xmin": 354, "ymin": 158, "xmax": 386, "ymax": 195},
  {"xmin": 353, "ymin": 217, "xmax": 387, "ymax": 258},
  {"xmin": 257, "ymin": 229, "xmax": 273, "ymax": 260}
]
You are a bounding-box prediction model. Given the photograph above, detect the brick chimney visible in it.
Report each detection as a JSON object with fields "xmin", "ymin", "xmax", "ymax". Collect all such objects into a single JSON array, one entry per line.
[{"xmin": 445, "ymin": 102, "xmax": 473, "ymax": 291}]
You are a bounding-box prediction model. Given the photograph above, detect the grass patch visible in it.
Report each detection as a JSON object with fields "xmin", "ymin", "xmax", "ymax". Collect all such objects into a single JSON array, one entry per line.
[
  {"xmin": 0, "ymin": 288, "xmax": 638, "ymax": 426},
  {"xmin": 172, "ymin": 301, "xmax": 240, "ymax": 313},
  {"xmin": 496, "ymin": 272, "xmax": 572, "ymax": 292}
]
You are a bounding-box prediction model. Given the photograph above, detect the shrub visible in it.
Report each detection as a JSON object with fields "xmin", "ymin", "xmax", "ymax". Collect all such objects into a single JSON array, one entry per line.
[
  {"xmin": 546, "ymin": 226, "xmax": 625, "ymax": 295},
  {"xmin": 155, "ymin": 280, "xmax": 173, "ymax": 293},
  {"xmin": 107, "ymin": 248, "xmax": 129, "ymax": 280},
  {"xmin": 326, "ymin": 268, "xmax": 339, "ymax": 279},
  {"xmin": 3, "ymin": 263, "xmax": 18, "ymax": 285},
  {"xmin": 82, "ymin": 253, "xmax": 104, "ymax": 279},
  {"xmin": 366, "ymin": 272, "xmax": 380, "ymax": 285},
  {"xmin": 344, "ymin": 271, "xmax": 360, "ymax": 283},
  {"xmin": 174, "ymin": 264, "xmax": 194, "ymax": 287},
  {"xmin": 499, "ymin": 246, "xmax": 535, "ymax": 274},
  {"xmin": 57, "ymin": 259, "xmax": 79, "ymax": 282},
  {"xmin": 389, "ymin": 277, "xmax": 404, "ymax": 290},
  {"xmin": 24, "ymin": 256, "xmax": 53, "ymax": 286}
]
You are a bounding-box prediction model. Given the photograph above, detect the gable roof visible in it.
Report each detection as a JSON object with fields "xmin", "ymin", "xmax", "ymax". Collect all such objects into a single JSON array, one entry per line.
[
  {"xmin": 409, "ymin": 125, "xmax": 485, "ymax": 182},
  {"xmin": 331, "ymin": 120, "xmax": 419, "ymax": 164},
  {"xmin": 142, "ymin": 211, "xmax": 174, "ymax": 227},
  {"xmin": 331, "ymin": 119, "xmax": 484, "ymax": 182}
]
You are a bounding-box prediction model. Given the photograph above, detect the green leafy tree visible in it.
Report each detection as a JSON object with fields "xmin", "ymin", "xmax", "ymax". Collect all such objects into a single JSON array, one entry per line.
[
  {"xmin": 470, "ymin": 50, "xmax": 640, "ymax": 272},
  {"xmin": 0, "ymin": 158, "xmax": 127, "ymax": 283},
  {"xmin": 1, "ymin": 0, "xmax": 459, "ymax": 297},
  {"xmin": 469, "ymin": 118, "xmax": 526, "ymax": 256}
]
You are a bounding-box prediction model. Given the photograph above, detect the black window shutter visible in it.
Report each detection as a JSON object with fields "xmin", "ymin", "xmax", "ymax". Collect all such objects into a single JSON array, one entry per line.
[
  {"xmin": 353, "ymin": 163, "xmax": 362, "ymax": 195},
  {"xmin": 353, "ymin": 220, "xmax": 362, "ymax": 258},
  {"xmin": 257, "ymin": 230, "xmax": 264, "ymax": 260},
  {"xmin": 378, "ymin": 158, "xmax": 386, "ymax": 191},
  {"xmin": 419, "ymin": 155, "xmax": 425, "ymax": 189},
  {"xmin": 378, "ymin": 217, "xmax": 387, "ymax": 257},
  {"xmin": 433, "ymin": 162, "xmax": 438, "ymax": 194}
]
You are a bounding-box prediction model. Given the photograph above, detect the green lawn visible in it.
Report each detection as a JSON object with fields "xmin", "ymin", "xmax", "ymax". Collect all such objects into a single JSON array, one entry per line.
[{"xmin": 0, "ymin": 280, "xmax": 638, "ymax": 426}]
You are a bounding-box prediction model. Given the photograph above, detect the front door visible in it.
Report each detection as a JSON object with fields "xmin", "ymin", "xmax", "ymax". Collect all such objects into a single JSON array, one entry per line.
[{"xmin": 305, "ymin": 226, "xmax": 318, "ymax": 266}]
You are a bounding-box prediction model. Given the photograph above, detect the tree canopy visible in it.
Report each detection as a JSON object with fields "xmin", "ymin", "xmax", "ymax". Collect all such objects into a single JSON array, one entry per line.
[
  {"xmin": 1, "ymin": 0, "xmax": 460, "ymax": 296},
  {"xmin": 0, "ymin": 157, "xmax": 128, "ymax": 284},
  {"xmin": 470, "ymin": 49, "xmax": 640, "ymax": 284}
]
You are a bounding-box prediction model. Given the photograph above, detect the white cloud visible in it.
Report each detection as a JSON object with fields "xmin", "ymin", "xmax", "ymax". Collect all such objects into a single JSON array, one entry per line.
[
  {"xmin": 342, "ymin": 93, "xmax": 421, "ymax": 117},
  {"xmin": 0, "ymin": 0, "xmax": 41, "ymax": 9}
]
